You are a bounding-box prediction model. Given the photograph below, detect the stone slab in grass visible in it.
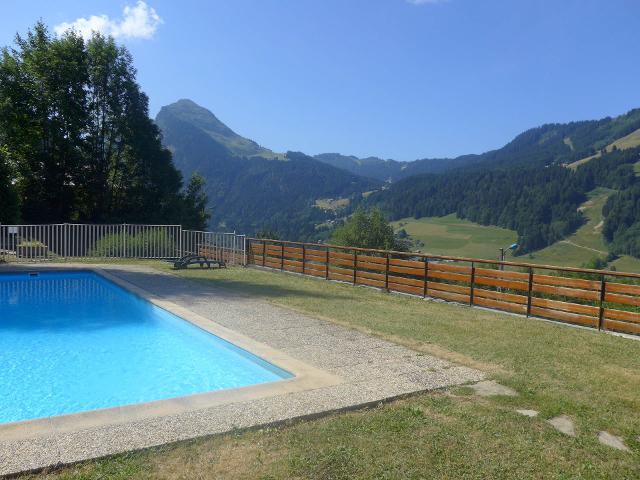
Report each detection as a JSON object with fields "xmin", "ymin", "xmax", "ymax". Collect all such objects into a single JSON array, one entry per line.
[
  {"xmin": 468, "ymin": 380, "xmax": 517, "ymax": 397},
  {"xmin": 547, "ymin": 415, "xmax": 576, "ymax": 437},
  {"xmin": 598, "ymin": 431, "xmax": 630, "ymax": 452},
  {"xmin": 516, "ymin": 409, "xmax": 539, "ymax": 418}
]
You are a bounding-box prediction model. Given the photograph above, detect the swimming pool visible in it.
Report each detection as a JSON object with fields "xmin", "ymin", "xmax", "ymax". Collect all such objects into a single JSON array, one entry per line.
[{"xmin": 0, "ymin": 270, "xmax": 292, "ymax": 424}]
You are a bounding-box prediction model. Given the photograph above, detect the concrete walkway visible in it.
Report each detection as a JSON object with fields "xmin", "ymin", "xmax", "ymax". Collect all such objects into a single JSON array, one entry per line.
[{"xmin": 0, "ymin": 264, "xmax": 484, "ymax": 476}]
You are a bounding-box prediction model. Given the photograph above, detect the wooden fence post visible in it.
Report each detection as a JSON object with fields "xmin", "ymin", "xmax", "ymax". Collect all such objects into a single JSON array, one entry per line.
[
  {"xmin": 385, "ymin": 253, "xmax": 390, "ymax": 291},
  {"xmin": 353, "ymin": 250, "xmax": 357, "ymax": 285},
  {"xmin": 469, "ymin": 262, "xmax": 475, "ymax": 306},
  {"xmin": 325, "ymin": 246, "xmax": 329, "ymax": 280},
  {"xmin": 598, "ymin": 274, "xmax": 606, "ymax": 331},
  {"xmin": 526, "ymin": 267, "xmax": 533, "ymax": 317},
  {"xmin": 302, "ymin": 244, "xmax": 306, "ymax": 275},
  {"xmin": 280, "ymin": 243, "xmax": 284, "ymax": 270},
  {"xmin": 423, "ymin": 257, "xmax": 429, "ymax": 298},
  {"xmin": 262, "ymin": 240, "xmax": 266, "ymax": 267}
]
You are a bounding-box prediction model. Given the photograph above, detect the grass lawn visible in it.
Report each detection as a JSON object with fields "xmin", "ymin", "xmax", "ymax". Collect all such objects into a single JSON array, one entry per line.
[
  {"xmin": 392, "ymin": 214, "xmax": 517, "ymax": 260},
  {"xmin": 26, "ymin": 264, "xmax": 640, "ymax": 479},
  {"xmin": 392, "ymin": 189, "xmax": 640, "ymax": 273}
]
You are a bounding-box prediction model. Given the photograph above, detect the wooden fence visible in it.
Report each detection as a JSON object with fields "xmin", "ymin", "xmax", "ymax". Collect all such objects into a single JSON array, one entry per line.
[{"xmin": 247, "ymin": 238, "xmax": 640, "ymax": 337}]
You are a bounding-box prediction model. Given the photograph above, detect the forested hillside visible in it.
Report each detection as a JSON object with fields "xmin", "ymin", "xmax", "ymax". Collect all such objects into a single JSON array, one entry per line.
[
  {"xmin": 156, "ymin": 101, "xmax": 379, "ymax": 239},
  {"xmin": 370, "ymin": 146, "xmax": 640, "ymax": 255}
]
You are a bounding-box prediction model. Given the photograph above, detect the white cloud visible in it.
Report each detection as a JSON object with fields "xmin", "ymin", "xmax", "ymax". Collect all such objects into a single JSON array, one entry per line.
[{"xmin": 54, "ymin": 1, "xmax": 162, "ymax": 40}]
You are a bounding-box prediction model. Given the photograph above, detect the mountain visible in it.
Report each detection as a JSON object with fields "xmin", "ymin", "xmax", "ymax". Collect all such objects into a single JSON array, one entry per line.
[
  {"xmin": 368, "ymin": 108, "xmax": 640, "ymax": 255},
  {"xmin": 313, "ymin": 153, "xmax": 482, "ymax": 182},
  {"xmin": 156, "ymin": 98, "xmax": 281, "ymax": 161},
  {"xmin": 316, "ymin": 108, "xmax": 640, "ymax": 182},
  {"xmin": 155, "ymin": 100, "xmax": 379, "ymax": 239}
]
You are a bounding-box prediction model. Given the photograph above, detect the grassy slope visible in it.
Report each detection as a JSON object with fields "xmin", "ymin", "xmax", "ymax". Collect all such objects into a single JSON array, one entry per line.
[
  {"xmin": 30, "ymin": 265, "xmax": 640, "ymax": 479},
  {"xmin": 567, "ymin": 127, "xmax": 640, "ymax": 169},
  {"xmin": 392, "ymin": 190, "xmax": 640, "ymax": 272},
  {"xmin": 392, "ymin": 213, "xmax": 517, "ymax": 260}
]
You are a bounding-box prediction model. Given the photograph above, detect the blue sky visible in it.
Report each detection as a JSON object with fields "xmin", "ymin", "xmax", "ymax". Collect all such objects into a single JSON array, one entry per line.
[{"xmin": 3, "ymin": 1, "xmax": 640, "ymax": 160}]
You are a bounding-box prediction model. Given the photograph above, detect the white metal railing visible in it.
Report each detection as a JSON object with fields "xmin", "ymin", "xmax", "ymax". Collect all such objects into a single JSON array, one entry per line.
[{"xmin": 0, "ymin": 224, "xmax": 246, "ymax": 265}]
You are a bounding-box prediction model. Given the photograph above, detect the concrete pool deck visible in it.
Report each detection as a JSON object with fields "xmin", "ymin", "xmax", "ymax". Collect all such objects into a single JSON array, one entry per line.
[{"xmin": 0, "ymin": 264, "xmax": 484, "ymax": 477}]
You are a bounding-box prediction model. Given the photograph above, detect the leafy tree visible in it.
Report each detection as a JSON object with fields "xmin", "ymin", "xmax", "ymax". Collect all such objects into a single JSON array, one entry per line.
[
  {"xmin": 0, "ymin": 22, "xmax": 203, "ymax": 226},
  {"xmin": 331, "ymin": 208, "xmax": 405, "ymax": 250},
  {"xmin": 0, "ymin": 146, "xmax": 20, "ymax": 223},
  {"xmin": 181, "ymin": 173, "xmax": 211, "ymax": 230}
]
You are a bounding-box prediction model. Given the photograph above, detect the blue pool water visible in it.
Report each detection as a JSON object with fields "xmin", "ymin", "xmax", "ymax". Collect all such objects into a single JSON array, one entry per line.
[{"xmin": 0, "ymin": 271, "xmax": 291, "ymax": 424}]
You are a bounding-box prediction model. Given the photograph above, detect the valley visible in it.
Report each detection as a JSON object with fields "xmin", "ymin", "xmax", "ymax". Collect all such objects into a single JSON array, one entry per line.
[{"xmin": 393, "ymin": 188, "xmax": 640, "ymax": 272}]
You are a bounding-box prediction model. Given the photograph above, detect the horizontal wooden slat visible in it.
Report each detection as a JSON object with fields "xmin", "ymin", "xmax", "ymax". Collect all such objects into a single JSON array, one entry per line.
[
  {"xmin": 474, "ymin": 276, "xmax": 528, "ymax": 291},
  {"xmin": 474, "ymin": 296, "xmax": 527, "ymax": 314},
  {"xmin": 605, "ymin": 282, "xmax": 640, "ymax": 296},
  {"xmin": 328, "ymin": 272, "xmax": 353, "ymax": 282},
  {"xmin": 329, "ymin": 257, "xmax": 354, "ymax": 268},
  {"xmin": 283, "ymin": 264, "xmax": 303, "ymax": 273},
  {"xmin": 604, "ymin": 293, "xmax": 640, "ymax": 307},
  {"xmin": 283, "ymin": 251, "xmax": 303, "ymax": 260},
  {"xmin": 531, "ymin": 284, "xmax": 600, "ymax": 301},
  {"xmin": 357, "ymin": 270, "xmax": 386, "ymax": 281},
  {"xmin": 474, "ymin": 267, "xmax": 529, "ymax": 281},
  {"xmin": 428, "ymin": 281, "xmax": 471, "ymax": 295},
  {"xmin": 356, "ymin": 254, "xmax": 387, "ymax": 264},
  {"xmin": 303, "ymin": 262, "xmax": 326, "ymax": 273},
  {"xmin": 473, "ymin": 288, "xmax": 528, "ymax": 305},
  {"xmin": 329, "ymin": 265, "xmax": 354, "ymax": 277},
  {"xmin": 357, "ymin": 277, "xmax": 385, "ymax": 288},
  {"xmin": 531, "ymin": 297, "xmax": 599, "ymax": 316},
  {"xmin": 284, "ymin": 246, "xmax": 303, "ymax": 255},
  {"xmin": 265, "ymin": 245, "xmax": 283, "ymax": 254},
  {"xmin": 389, "ymin": 282, "xmax": 424, "ymax": 295},
  {"xmin": 329, "ymin": 251, "xmax": 354, "ymax": 260},
  {"xmin": 388, "ymin": 265, "xmax": 424, "ymax": 276},
  {"xmin": 429, "ymin": 289, "xmax": 470, "ymax": 304},
  {"xmin": 304, "ymin": 253, "xmax": 326, "ymax": 262},
  {"xmin": 357, "ymin": 260, "xmax": 387, "ymax": 272},
  {"xmin": 264, "ymin": 259, "xmax": 281, "ymax": 269},
  {"xmin": 532, "ymin": 274, "xmax": 600, "ymax": 291},
  {"xmin": 306, "ymin": 268, "xmax": 326, "ymax": 278},
  {"xmin": 428, "ymin": 270, "xmax": 471, "ymax": 283},
  {"xmin": 388, "ymin": 275, "xmax": 424, "ymax": 287},
  {"xmin": 389, "ymin": 258, "xmax": 424, "ymax": 269},
  {"xmin": 429, "ymin": 263, "xmax": 472, "ymax": 274},
  {"xmin": 529, "ymin": 306, "xmax": 598, "ymax": 327},
  {"xmin": 604, "ymin": 319, "xmax": 640, "ymax": 335},
  {"xmin": 604, "ymin": 308, "xmax": 640, "ymax": 323},
  {"xmin": 283, "ymin": 259, "xmax": 302, "ymax": 268}
]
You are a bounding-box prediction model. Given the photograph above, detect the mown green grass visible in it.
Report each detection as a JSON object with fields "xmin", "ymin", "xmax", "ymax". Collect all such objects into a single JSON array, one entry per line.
[
  {"xmin": 392, "ymin": 213, "xmax": 517, "ymax": 260},
  {"xmin": 392, "ymin": 189, "xmax": 640, "ymax": 272},
  {"xmin": 28, "ymin": 264, "xmax": 640, "ymax": 479}
]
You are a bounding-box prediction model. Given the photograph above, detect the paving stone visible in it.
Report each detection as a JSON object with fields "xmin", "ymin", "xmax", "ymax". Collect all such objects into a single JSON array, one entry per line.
[
  {"xmin": 547, "ymin": 415, "xmax": 576, "ymax": 437},
  {"xmin": 597, "ymin": 431, "xmax": 630, "ymax": 451},
  {"xmin": 468, "ymin": 380, "xmax": 518, "ymax": 397},
  {"xmin": 516, "ymin": 409, "xmax": 539, "ymax": 418}
]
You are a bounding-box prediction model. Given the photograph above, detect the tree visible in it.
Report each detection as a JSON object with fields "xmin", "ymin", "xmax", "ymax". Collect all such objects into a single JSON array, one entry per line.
[
  {"xmin": 181, "ymin": 173, "xmax": 211, "ymax": 230},
  {"xmin": 0, "ymin": 146, "xmax": 20, "ymax": 223},
  {"xmin": 331, "ymin": 208, "xmax": 405, "ymax": 250},
  {"xmin": 0, "ymin": 22, "xmax": 203, "ymax": 226}
]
